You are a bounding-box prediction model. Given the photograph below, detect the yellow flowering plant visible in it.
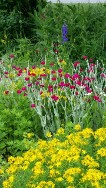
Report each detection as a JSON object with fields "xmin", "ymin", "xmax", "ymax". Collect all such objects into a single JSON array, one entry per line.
[{"xmin": 1, "ymin": 126, "xmax": 106, "ymax": 188}]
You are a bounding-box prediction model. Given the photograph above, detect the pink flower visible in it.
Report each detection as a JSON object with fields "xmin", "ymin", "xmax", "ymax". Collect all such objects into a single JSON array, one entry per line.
[
  {"xmin": 48, "ymin": 85, "xmax": 53, "ymax": 92},
  {"xmin": 24, "ymin": 93, "xmax": 27, "ymax": 96},
  {"xmin": 64, "ymin": 73, "xmax": 70, "ymax": 78},
  {"xmin": 73, "ymin": 61, "xmax": 80, "ymax": 67},
  {"xmin": 59, "ymin": 82, "xmax": 66, "ymax": 87},
  {"xmin": 59, "ymin": 74, "xmax": 62, "ymax": 77},
  {"xmin": 12, "ymin": 65, "xmax": 16, "ymax": 69},
  {"xmin": 51, "ymin": 94, "xmax": 59, "ymax": 101},
  {"xmin": 85, "ymin": 86, "xmax": 93, "ymax": 93},
  {"xmin": 58, "ymin": 69, "xmax": 63, "ymax": 73},
  {"xmin": 40, "ymin": 74, "xmax": 47, "ymax": 77},
  {"xmin": 52, "ymin": 77, "xmax": 57, "ymax": 81},
  {"xmin": 39, "ymin": 91, "xmax": 43, "ymax": 95},
  {"xmin": 51, "ymin": 70, "xmax": 56, "ymax": 74},
  {"xmin": 22, "ymin": 87, "xmax": 27, "ymax": 91},
  {"xmin": 4, "ymin": 71, "xmax": 8, "ymax": 74},
  {"xmin": 31, "ymin": 104, "xmax": 36, "ymax": 108},
  {"xmin": 59, "ymin": 59, "xmax": 63, "ymax": 62},
  {"xmin": 89, "ymin": 63, "xmax": 95, "ymax": 67},
  {"xmin": 54, "ymin": 50, "xmax": 58, "ymax": 54},
  {"xmin": 30, "ymin": 73, "xmax": 36, "ymax": 76},
  {"xmin": 41, "ymin": 61, "xmax": 45, "ymax": 65},
  {"xmin": 71, "ymin": 73, "xmax": 80, "ymax": 80},
  {"xmin": 50, "ymin": 62, "xmax": 54, "ymax": 66},
  {"xmin": 88, "ymin": 68, "xmax": 94, "ymax": 73},
  {"xmin": 101, "ymin": 73, "xmax": 106, "ymax": 78},
  {"xmin": 82, "ymin": 55, "xmax": 88, "ymax": 60},
  {"xmin": 40, "ymin": 84, "xmax": 45, "ymax": 87},
  {"xmin": 70, "ymin": 85, "xmax": 76, "ymax": 89},
  {"xmin": 65, "ymin": 83, "xmax": 70, "ymax": 87},
  {"xmin": 25, "ymin": 77, "xmax": 30, "ymax": 81},
  {"xmin": 75, "ymin": 91, "xmax": 78, "ymax": 95},
  {"xmin": 9, "ymin": 54, "xmax": 14, "ymax": 59},
  {"xmin": 28, "ymin": 83, "xmax": 32, "ymax": 87},
  {"xmin": 35, "ymin": 81, "xmax": 39, "ymax": 85},
  {"xmin": 4, "ymin": 90, "xmax": 9, "ymax": 95},
  {"xmin": 75, "ymin": 80, "xmax": 82, "ymax": 86},
  {"xmin": 93, "ymin": 95, "xmax": 102, "ymax": 102},
  {"xmin": 80, "ymin": 67, "xmax": 83, "ymax": 72},
  {"xmin": 37, "ymin": 77, "xmax": 42, "ymax": 80},
  {"xmin": 89, "ymin": 58, "xmax": 93, "ymax": 62},
  {"xmin": 17, "ymin": 90, "xmax": 22, "ymax": 94},
  {"xmin": 32, "ymin": 66, "xmax": 36, "ymax": 69}
]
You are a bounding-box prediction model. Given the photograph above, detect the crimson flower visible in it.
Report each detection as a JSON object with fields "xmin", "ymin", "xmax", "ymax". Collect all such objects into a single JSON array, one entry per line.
[
  {"xmin": 40, "ymin": 91, "xmax": 43, "ymax": 95},
  {"xmin": 35, "ymin": 81, "xmax": 39, "ymax": 85},
  {"xmin": 17, "ymin": 90, "xmax": 22, "ymax": 94},
  {"xmin": 54, "ymin": 49, "xmax": 58, "ymax": 54},
  {"xmin": 59, "ymin": 82, "xmax": 66, "ymax": 87},
  {"xmin": 64, "ymin": 73, "xmax": 70, "ymax": 78},
  {"xmin": 80, "ymin": 68, "xmax": 83, "ymax": 72},
  {"xmin": 4, "ymin": 71, "xmax": 8, "ymax": 74},
  {"xmin": 51, "ymin": 70, "xmax": 56, "ymax": 74},
  {"xmin": 9, "ymin": 54, "xmax": 14, "ymax": 58},
  {"xmin": 40, "ymin": 74, "xmax": 47, "ymax": 77},
  {"xmin": 24, "ymin": 93, "xmax": 27, "ymax": 96},
  {"xmin": 50, "ymin": 62, "xmax": 54, "ymax": 66},
  {"xmin": 41, "ymin": 61, "xmax": 45, "ymax": 65},
  {"xmin": 85, "ymin": 86, "xmax": 93, "ymax": 93},
  {"xmin": 25, "ymin": 77, "xmax": 30, "ymax": 81},
  {"xmin": 28, "ymin": 83, "xmax": 32, "ymax": 87},
  {"xmin": 89, "ymin": 58, "xmax": 93, "ymax": 62},
  {"xmin": 4, "ymin": 90, "xmax": 9, "ymax": 94},
  {"xmin": 101, "ymin": 73, "xmax": 106, "ymax": 78},
  {"xmin": 22, "ymin": 87, "xmax": 27, "ymax": 91},
  {"xmin": 73, "ymin": 61, "xmax": 80, "ymax": 67},
  {"xmin": 48, "ymin": 85, "xmax": 53, "ymax": 92},
  {"xmin": 58, "ymin": 69, "xmax": 63, "ymax": 73},
  {"xmin": 70, "ymin": 85, "xmax": 76, "ymax": 89},
  {"xmin": 32, "ymin": 66, "xmax": 36, "ymax": 69},
  {"xmin": 31, "ymin": 104, "xmax": 36, "ymax": 108},
  {"xmin": 40, "ymin": 84, "xmax": 45, "ymax": 87},
  {"xmin": 52, "ymin": 77, "xmax": 57, "ymax": 81},
  {"xmin": 71, "ymin": 73, "xmax": 80, "ymax": 80},
  {"xmin": 82, "ymin": 55, "xmax": 88, "ymax": 60},
  {"xmin": 93, "ymin": 95, "xmax": 102, "ymax": 102},
  {"xmin": 75, "ymin": 91, "xmax": 78, "ymax": 95},
  {"xmin": 17, "ymin": 73, "xmax": 21, "ymax": 76},
  {"xmin": 51, "ymin": 94, "xmax": 59, "ymax": 101}
]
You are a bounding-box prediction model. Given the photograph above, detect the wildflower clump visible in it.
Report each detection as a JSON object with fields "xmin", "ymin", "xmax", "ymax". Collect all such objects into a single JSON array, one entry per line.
[{"xmin": 1, "ymin": 126, "xmax": 106, "ymax": 188}]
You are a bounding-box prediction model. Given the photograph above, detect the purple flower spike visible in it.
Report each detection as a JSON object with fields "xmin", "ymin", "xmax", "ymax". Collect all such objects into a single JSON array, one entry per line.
[
  {"xmin": 62, "ymin": 24, "xmax": 68, "ymax": 35},
  {"xmin": 62, "ymin": 24, "xmax": 68, "ymax": 43}
]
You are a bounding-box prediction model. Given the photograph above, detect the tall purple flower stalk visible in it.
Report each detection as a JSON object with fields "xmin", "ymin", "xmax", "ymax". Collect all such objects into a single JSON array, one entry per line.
[{"xmin": 62, "ymin": 24, "xmax": 68, "ymax": 43}]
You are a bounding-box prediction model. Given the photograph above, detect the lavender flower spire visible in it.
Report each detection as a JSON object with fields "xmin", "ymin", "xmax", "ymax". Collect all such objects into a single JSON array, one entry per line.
[
  {"xmin": 62, "ymin": 24, "xmax": 68, "ymax": 43},
  {"xmin": 62, "ymin": 24, "xmax": 68, "ymax": 35}
]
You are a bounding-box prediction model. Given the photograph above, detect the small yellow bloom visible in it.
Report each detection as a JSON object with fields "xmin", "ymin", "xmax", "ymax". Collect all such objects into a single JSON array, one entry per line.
[
  {"xmin": 46, "ymin": 132, "xmax": 52, "ymax": 138},
  {"xmin": 74, "ymin": 124, "xmax": 81, "ymax": 131},
  {"xmin": 97, "ymin": 148, "xmax": 106, "ymax": 157},
  {"xmin": 27, "ymin": 133, "xmax": 34, "ymax": 139},
  {"xmin": 56, "ymin": 127, "xmax": 65, "ymax": 135},
  {"xmin": 55, "ymin": 177, "xmax": 64, "ymax": 182},
  {"xmin": 0, "ymin": 168, "xmax": 4, "ymax": 174}
]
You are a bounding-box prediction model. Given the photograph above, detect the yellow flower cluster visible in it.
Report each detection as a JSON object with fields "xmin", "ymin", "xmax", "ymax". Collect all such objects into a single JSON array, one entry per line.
[
  {"xmin": 94, "ymin": 128, "xmax": 106, "ymax": 146},
  {"xmin": 63, "ymin": 167, "xmax": 81, "ymax": 183},
  {"xmin": 30, "ymin": 67, "xmax": 50, "ymax": 76},
  {"xmin": 81, "ymin": 155, "xmax": 99, "ymax": 168},
  {"xmin": 2, "ymin": 126, "xmax": 106, "ymax": 188}
]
